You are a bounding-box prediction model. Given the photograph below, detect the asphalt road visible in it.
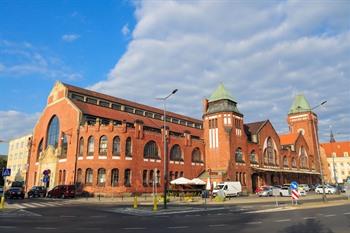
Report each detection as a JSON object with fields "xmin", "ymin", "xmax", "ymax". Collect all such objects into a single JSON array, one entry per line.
[{"xmin": 1, "ymin": 199, "xmax": 350, "ymax": 233}]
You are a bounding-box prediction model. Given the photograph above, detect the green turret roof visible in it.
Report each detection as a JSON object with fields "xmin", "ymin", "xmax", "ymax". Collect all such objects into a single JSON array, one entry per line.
[
  {"xmin": 289, "ymin": 94, "xmax": 312, "ymax": 114},
  {"xmin": 208, "ymin": 83, "xmax": 236, "ymax": 103}
]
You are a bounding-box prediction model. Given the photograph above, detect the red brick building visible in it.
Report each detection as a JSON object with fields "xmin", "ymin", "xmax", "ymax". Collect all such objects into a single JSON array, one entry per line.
[{"xmin": 27, "ymin": 82, "xmax": 322, "ymax": 194}]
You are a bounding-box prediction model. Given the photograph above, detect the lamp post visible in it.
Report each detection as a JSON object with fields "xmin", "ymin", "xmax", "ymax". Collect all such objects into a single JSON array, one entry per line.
[{"xmin": 156, "ymin": 89, "xmax": 178, "ymax": 209}]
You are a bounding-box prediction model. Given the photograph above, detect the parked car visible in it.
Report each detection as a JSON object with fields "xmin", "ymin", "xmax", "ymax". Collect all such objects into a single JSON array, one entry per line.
[
  {"xmin": 299, "ymin": 184, "xmax": 310, "ymax": 192},
  {"xmin": 257, "ymin": 186, "xmax": 273, "ymax": 197},
  {"xmin": 28, "ymin": 186, "xmax": 47, "ymax": 198},
  {"xmin": 47, "ymin": 185, "xmax": 75, "ymax": 198},
  {"xmin": 279, "ymin": 186, "xmax": 291, "ymax": 196},
  {"xmin": 5, "ymin": 187, "xmax": 25, "ymax": 199},
  {"xmin": 315, "ymin": 185, "xmax": 337, "ymax": 194}
]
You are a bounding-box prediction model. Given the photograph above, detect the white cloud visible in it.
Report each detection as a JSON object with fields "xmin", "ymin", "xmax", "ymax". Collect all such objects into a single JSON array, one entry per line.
[
  {"xmin": 62, "ymin": 34, "xmax": 80, "ymax": 42},
  {"xmin": 91, "ymin": 0, "xmax": 350, "ymax": 142},
  {"xmin": 122, "ymin": 23, "xmax": 130, "ymax": 36}
]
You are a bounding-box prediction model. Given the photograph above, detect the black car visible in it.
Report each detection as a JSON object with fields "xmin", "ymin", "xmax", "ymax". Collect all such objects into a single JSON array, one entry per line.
[
  {"xmin": 5, "ymin": 187, "xmax": 25, "ymax": 199},
  {"xmin": 28, "ymin": 186, "xmax": 47, "ymax": 198}
]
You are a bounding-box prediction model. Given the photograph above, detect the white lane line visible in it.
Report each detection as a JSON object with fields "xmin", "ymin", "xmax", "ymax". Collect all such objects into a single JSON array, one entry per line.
[
  {"xmin": 0, "ymin": 226, "xmax": 17, "ymax": 229},
  {"xmin": 246, "ymin": 221, "xmax": 262, "ymax": 225},
  {"xmin": 10, "ymin": 204, "xmax": 26, "ymax": 209},
  {"xmin": 168, "ymin": 226, "xmax": 189, "ymax": 229},
  {"xmin": 123, "ymin": 227, "xmax": 146, "ymax": 230},
  {"xmin": 35, "ymin": 227, "xmax": 57, "ymax": 230},
  {"xmin": 90, "ymin": 215, "xmax": 106, "ymax": 218},
  {"xmin": 274, "ymin": 219, "xmax": 291, "ymax": 222},
  {"xmin": 304, "ymin": 217, "xmax": 316, "ymax": 220},
  {"xmin": 21, "ymin": 203, "xmax": 37, "ymax": 208},
  {"xmin": 209, "ymin": 224, "xmax": 227, "ymax": 227},
  {"xmin": 344, "ymin": 212, "xmax": 350, "ymax": 215},
  {"xmin": 43, "ymin": 203, "xmax": 56, "ymax": 207},
  {"xmin": 29, "ymin": 203, "xmax": 46, "ymax": 207},
  {"xmin": 216, "ymin": 213, "xmax": 223, "ymax": 216},
  {"xmin": 60, "ymin": 215, "xmax": 76, "ymax": 218},
  {"xmin": 324, "ymin": 214, "xmax": 336, "ymax": 217}
]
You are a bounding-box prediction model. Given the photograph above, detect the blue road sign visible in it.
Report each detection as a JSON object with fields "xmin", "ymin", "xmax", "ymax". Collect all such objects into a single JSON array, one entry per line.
[
  {"xmin": 290, "ymin": 181, "xmax": 298, "ymax": 190},
  {"xmin": 43, "ymin": 176, "xmax": 49, "ymax": 183},
  {"xmin": 2, "ymin": 168, "xmax": 11, "ymax": 177}
]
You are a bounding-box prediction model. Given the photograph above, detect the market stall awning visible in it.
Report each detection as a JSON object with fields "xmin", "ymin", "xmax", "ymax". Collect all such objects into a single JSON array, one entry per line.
[
  {"xmin": 189, "ymin": 178, "xmax": 206, "ymax": 185},
  {"xmin": 251, "ymin": 167, "xmax": 320, "ymax": 175},
  {"xmin": 170, "ymin": 177, "xmax": 192, "ymax": 185}
]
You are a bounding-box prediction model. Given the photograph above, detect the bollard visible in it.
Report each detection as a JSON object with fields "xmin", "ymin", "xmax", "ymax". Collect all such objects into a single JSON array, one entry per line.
[
  {"xmin": 133, "ymin": 196, "xmax": 138, "ymax": 209},
  {"xmin": 153, "ymin": 195, "xmax": 158, "ymax": 211},
  {"xmin": 0, "ymin": 196, "xmax": 5, "ymax": 209}
]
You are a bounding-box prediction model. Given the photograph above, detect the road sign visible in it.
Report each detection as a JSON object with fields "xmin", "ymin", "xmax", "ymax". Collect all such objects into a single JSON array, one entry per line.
[
  {"xmin": 1, "ymin": 168, "xmax": 11, "ymax": 177},
  {"xmin": 43, "ymin": 175, "xmax": 49, "ymax": 183},
  {"xmin": 290, "ymin": 181, "xmax": 298, "ymax": 190},
  {"xmin": 291, "ymin": 189, "xmax": 299, "ymax": 200}
]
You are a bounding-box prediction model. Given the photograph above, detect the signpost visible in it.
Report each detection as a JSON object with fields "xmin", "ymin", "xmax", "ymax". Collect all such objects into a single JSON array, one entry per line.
[
  {"xmin": 1, "ymin": 168, "xmax": 11, "ymax": 209},
  {"xmin": 290, "ymin": 181, "xmax": 299, "ymax": 205}
]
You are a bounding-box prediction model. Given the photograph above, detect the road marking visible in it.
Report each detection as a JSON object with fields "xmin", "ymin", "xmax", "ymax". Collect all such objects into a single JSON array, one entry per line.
[
  {"xmin": 0, "ymin": 226, "xmax": 16, "ymax": 229},
  {"xmin": 168, "ymin": 226, "xmax": 189, "ymax": 229},
  {"xmin": 344, "ymin": 212, "xmax": 350, "ymax": 215},
  {"xmin": 123, "ymin": 227, "xmax": 146, "ymax": 230},
  {"xmin": 21, "ymin": 203, "xmax": 37, "ymax": 208},
  {"xmin": 29, "ymin": 203, "xmax": 46, "ymax": 207},
  {"xmin": 216, "ymin": 213, "xmax": 223, "ymax": 216},
  {"xmin": 274, "ymin": 219, "xmax": 291, "ymax": 222},
  {"xmin": 35, "ymin": 227, "xmax": 57, "ymax": 230},
  {"xmin": 11, "ymin": 204, "xmax": 25, "ymax": 209},
  {"xmin": 246, "ymin": 221, "xmax": 262, "ymax": 225},
  {"xmin": 304, "ymin": 217, "xmax": 316, "ymax": 220},
  {"xmin": 60, "ymin": 215, "xmax": 76, "ymax": 218},
  {"xmin": 90, "ymin": 215, "xmax": 106, "ymax": 218},
  {"xmin": 209, "ymin": 224, "xmax": 227, "ymax": 227},
  {"xmin": 324, "ymin": 214, "xmax": 336, "ymax": 217}
]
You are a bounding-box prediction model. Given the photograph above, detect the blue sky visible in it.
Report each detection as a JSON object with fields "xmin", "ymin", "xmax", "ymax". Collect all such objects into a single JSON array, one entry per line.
[{"xmin": 1, "ymin": 0, "xmax": 350, "ymax": 155}]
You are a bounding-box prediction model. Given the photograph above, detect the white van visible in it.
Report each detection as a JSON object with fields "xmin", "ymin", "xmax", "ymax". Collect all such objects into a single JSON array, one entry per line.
[{"xmin": 212, "ymin": 182, "xmax": 242, "ymax": 197}]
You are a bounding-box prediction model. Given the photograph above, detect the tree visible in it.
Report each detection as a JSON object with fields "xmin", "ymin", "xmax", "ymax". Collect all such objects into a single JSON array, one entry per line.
[{"xmin": 0, "ymin": 157, "xmax": 7, "ymax": 186}]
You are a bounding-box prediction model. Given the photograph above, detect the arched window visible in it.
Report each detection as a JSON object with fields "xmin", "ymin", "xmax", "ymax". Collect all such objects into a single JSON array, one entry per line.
[
  {"xmin": 169, "ymin": 171, "xmax": 174, "ymax": 181},
  {"xmin": 264, "ymin": 137, "xmax": 276, "ymax": 165},
  {"xmin": 62, "ymin": 170, "xmax": 66, "ymax": 184},
  {"xmin": 61, "ymin": 133, "xmax": 68, "ymax": 158},
  {"xmin": 144, "ymin": 141, "xmax": 159, "ymax": 159},
  {"xmin": 126, "ymin": 137, "xmax": 132, "ymax": 157},
  {"xmin": 111, "ymin": 168, "xmax": 119, "ymax": 186},
  {"xmin": 86, "ymin": 168, "xmax": 93, "ymax": 184},
  {"xmin": 250, "ymin": 150, "xmax": 257, "ymax": 164},
  {"xmin": 235, "ymin": 148, "xmax": 244, "ymax": 163},
  {"xmin": 149, "ymin": 170, "xmax": 154, "ymax": 186},
  {"xmin": 97, "ymin": 168, "xmax": 106, "ymax": 185},
  {"xmin": 174, "ymin": 171, "xmax": 179, "ymax": 179},
  {"xmin": 124, "ymin": 169, "xmax": 131, "ymax": 187},
  {"xmin": 179, "ymin": 171, "xmax": 184, "ymax": 177},
  {"xmin": 59, "ymin": 170, "xmax": 62, "ymax": 184},
  {"xmin": 87, "ymin": 136, "xmax": 94, "ymax": 156},
  {"xmin": 170, "ymin": 144, "xmax": 182, "ymax": 161},
  {"xmin": 37, "ymin": 138, "xmax": 43, "ymax": 161},
  {"xmin": 77, "ymin": 168, "xmax": 83, "ymax": 183},
  {"xmin": 156, "ymin": 170, "xmax": 160, "ymax": 185},
  {"xmin": 300, "ymin": 147, "xmax": 308, "ymax": 169},
  {"xmin": 142, "ymin": 170, "xmax": 148, "ymax": 186},
  {"xmin": 191, "ymin": 148, "xmax": 202, "ymax": 163},
  {"xmin": 291, "ymin": 157, "xmax": 297, "ymax": 168},
  {"xmin": 113, "ymin": 136, "xmax": 120, "ymax": 156},
  {"xmin": 99, "ymin": 136, "xmax": 108, "ymax": 156},
  {"xmin": 46, "ymin": 116, "xmax": 60, "ymax": 148},
  {"xmin": 78, "ymin": 137, "xmax": 84, "ymax": 157},
  {"xmin": 283, "ymin": 156, "xmax": 288, "ymax": 167}
]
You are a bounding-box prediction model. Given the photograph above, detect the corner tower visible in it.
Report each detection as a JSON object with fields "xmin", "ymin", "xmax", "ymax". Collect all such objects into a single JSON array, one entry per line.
[
  {"xmin": 287, "ymin": 94, "xmax": 320, "ymax": 169},
  {"xmin": 203, "ymin": 83, "xmax": 244, "ymax": 181}
]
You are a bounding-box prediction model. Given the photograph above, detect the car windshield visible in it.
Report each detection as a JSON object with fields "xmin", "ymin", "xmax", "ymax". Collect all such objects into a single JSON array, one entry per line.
[{"xmin": 215, "ymin": 184, "xmax": 224, "ymax": 190}]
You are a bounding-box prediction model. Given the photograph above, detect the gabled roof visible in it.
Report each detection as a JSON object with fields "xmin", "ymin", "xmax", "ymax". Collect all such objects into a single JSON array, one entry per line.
[
  {"xmin": 279, "ymin": 133, "xmax": 299, "ymax": 145},
  {"xmin": 289, "ymin": 94, "xmax": 311, "ymax": 114},
  {"xmin": 208, "ymin": 83, "xmax": 236, "ymax": 103},
  {"xmin": 320, "ymin": 141, "xmax": 350, "ymax": 158},
  {"xmin": 244, "ymin": 120, "xmax": 268, "ymax": 135}
]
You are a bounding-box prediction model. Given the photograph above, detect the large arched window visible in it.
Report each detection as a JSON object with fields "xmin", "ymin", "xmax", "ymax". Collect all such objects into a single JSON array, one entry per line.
[
  {"xmin": 87, "ymin": 136, "xmax": 94, "ymax": 156},
  {"xmin": 86, "ymin": 168, "xmax": 93, "ymax": 184},
  {"xmin": 113, "ymin": 136, "xmax": 120, "ymax": 156},
  {"xmin": 250, "ymin": 150, "xmax": 257, "ymax": 164},
  {"xmin": 170, "ymin": 144, "xmax": 183, "ymax": 161},
  {"xmin": 142, "ymin": 170, "xmax": 148, "ymax": 186},
  {"xmin": 291, "ymin": 157, "xmax": 297, "ymax": 168},
  {"xmin": 124, "ymin": 169, "xmax": 131, "ymax": 187},
  {"xmin": 61, "ymin": 133, "xmax": 68, "ymax": 158},
  {"xmin": 235, "ymin": 147, "xmax": 244, "ymax": 163},
  {"xmin": 97, "ymin": 168, "xmax": 106, "ymax": 185},
  {"xmin": 77, "ymin": 168, "xmax": 83, "ymax": 183},
  {"xmin": 191, "ymin": 148, "xmax": 202, "ymax": 163},
  {"xmin": 111, "ymin": 168, "xmax": 119, "ymax": 186},
  {"xmin": 46, "ymin": 116, "xmax": 60, "ymax": 148},
  {"xmin": 264, "ymin": 137, "xmax": 276, "ymax": 165},
  {"xmin": 62, "ymin": 170, "xmax": 66, "ymax": 184},
  {"xmin": 144, "ymin": 141, "xmax": 159, "ymax": 159},
  {"xmin": 300, "ymin": 147, "xmax": 308, "ymax": 169},
  {"xmin": 78, "ymin": 137, "xmax": 84, "ymax": 157},
  {"xmin": 36, "ymin": 138, "xmax": 43, "ymax": 161},
  {"xmin": 99, "ymin": 136, "xmax": 108, "ymax": 156},
  {"xmin": 126, "ymin": 137, "xmax": 132, "ymax": 157},
  {"xmin": 283, "ymin": 156, "xmax": 288, "ymax": 167}
]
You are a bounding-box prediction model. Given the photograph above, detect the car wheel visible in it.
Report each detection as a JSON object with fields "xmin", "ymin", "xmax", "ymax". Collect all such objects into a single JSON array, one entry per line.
[{"xmin": 280, "ymin": 193, "xmax": 283, "ymax": 197}]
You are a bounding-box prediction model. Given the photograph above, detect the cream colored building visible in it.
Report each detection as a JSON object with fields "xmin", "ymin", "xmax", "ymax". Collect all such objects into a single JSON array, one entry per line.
[
  {"xmin": 6, "ymin": 134, "xmax": 32, "ymax": 187},
  {"xmin": 320, "ymin": 141, "xmax": 350, "ymax": 184}
]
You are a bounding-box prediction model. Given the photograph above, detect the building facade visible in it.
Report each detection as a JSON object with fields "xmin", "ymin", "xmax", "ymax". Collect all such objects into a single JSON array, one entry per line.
[
  {"xmin": 320, "ymin": 140, "xmax": 350, "ymax": 184},
  {"xmin": 27, "ymin": 81, "xmax": 323, "ymax": 195},
  {"xmin": 6, "ymin": 134, "xmax": 32, "ymax": 188}
]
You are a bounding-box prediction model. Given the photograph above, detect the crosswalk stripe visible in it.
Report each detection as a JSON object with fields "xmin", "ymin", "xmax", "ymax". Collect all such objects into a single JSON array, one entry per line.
[
  {"xmin": 21, "ymin": 203, "xmax": 38, "ymax": 208},
  {"xmin": 29, "ymin": 203, "xmax": 46, "ymax": 207}
]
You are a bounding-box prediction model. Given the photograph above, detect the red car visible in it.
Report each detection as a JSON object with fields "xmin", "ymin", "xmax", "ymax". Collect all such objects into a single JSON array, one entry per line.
[{"xmin": 47, "ymin": 185, "xmax": 75, "ymax": 198}]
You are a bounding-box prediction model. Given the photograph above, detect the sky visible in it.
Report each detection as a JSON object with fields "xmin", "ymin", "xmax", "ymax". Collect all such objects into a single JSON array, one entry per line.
[{"xmin": 0, "ymin": 0, "xmax": 349, "ymax": 155}]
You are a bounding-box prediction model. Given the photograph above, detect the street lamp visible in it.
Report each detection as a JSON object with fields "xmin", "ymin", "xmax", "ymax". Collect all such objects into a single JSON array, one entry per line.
[{"xmin": 156, "ymin": 89, "xmax": 178, "ymax": 209}]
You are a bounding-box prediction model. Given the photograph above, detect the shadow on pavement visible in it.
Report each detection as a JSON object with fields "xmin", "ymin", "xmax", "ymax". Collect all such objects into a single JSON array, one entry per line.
[{"xmin": 279, "ymin": 219, "xmax": 333, "ymax": 233}]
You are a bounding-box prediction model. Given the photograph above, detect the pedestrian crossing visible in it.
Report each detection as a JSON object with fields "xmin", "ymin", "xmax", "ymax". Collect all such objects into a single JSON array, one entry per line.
[{"xmin": 6, "ymin": 201, "xmax": 71, "ymax": 209}]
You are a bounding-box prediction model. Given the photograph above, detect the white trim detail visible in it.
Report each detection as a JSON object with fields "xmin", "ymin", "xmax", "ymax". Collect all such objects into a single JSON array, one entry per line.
[
  {"xmin": 78, "ymin": 157, "xmax": 83, "ymax": 160},
  {"xmin": 98, "ymin": 156, "xmax": 107, "ymax": 160},
  {"xmin": 86, "ymin": 156, "xmax": 94, "ymax": 160},
  {"xmin": 125, "ymin": 157, "xmax": 132, "ymax": 160},
  {"xmin": 112, "ymin": 156, "xmax": 120, "ymax": 160},
  {"xmin": 58, "ymin": 159, "xmax": 67, "ymax": 163}
]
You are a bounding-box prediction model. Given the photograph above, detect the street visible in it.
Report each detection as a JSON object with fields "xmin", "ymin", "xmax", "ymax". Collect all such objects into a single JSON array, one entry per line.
[{"xmin": 1, "ymin": 198, "xmax": 350, "ymax": 233}]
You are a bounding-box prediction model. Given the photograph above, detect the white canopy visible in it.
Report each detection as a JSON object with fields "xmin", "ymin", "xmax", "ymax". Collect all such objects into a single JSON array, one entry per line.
[
  {"xmin": 170, "ymin": 177, "xmax": 192, "ymax": 185},
  {"xmin": 190, "ymin": 178, "xmax": 206, "ymax": 185}
]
